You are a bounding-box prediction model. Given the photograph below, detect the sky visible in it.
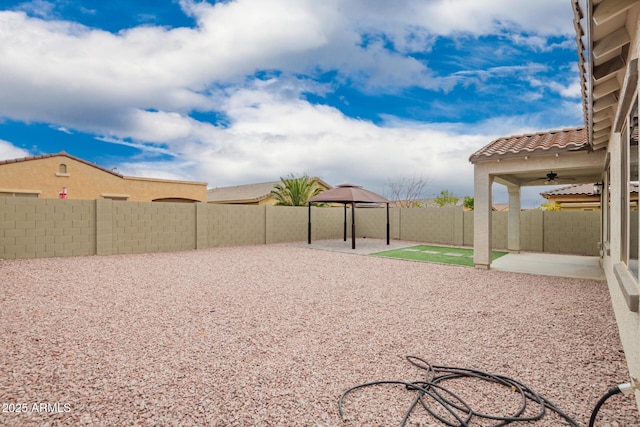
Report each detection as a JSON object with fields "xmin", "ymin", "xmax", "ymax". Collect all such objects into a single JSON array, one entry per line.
[{"xmin": 0, "ymin": 0, "xmax": 584, "ymax": 208}]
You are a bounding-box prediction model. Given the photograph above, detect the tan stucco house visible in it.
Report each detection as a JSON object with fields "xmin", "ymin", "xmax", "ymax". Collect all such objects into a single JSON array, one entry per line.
[
  {"xmin": 0, "ymin": 152, "xmax": 207, "ymax": 202},
  {"xmin": 540, "ymin": 183, "xmax": 603, "ymax": 210},
  {"xmin": 470, "ymin": 0, "xmax": 640, "ymax": 409},
  {"xmin": 207, "ymin": 178, "xmax": 332, "ymax": 205},
  {"xmin": 540, "ymin": 182, "xmax": 639, "ymax": 211}
]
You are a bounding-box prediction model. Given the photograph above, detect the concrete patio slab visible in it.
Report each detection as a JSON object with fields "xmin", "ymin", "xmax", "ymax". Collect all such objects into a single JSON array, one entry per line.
[
  {"xmin": 296, "ymin": 238, "xmax": 417, "ymax": 255},
  {"xmin": 298, "ymin": 239, "xmax": 605, "ymax": 281},
  {"xmin": 491, "ymin": 252, "xmax": 605, "ymax": 281}
]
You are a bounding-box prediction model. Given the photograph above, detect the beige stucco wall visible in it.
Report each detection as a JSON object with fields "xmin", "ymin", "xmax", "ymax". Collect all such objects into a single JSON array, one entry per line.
[
  {"xmin": 0, "ymin": 197, "xmax": 96, "ymax": 258},
  {"xmin": 353, "ymin": 207, "xmax": 400, "ymax": 240},
  {"xmin": 0, "ymin": 199, "xmax": 603, "ymax": 259},
  {"xmin": 207, "ymin": 204, "xmax": 267, "ymax": 247},
  {"xmin": 0, "ymin": 154, "xmax": 207, "ymax": 202},
  {"xmin": 110, "ymin": 201, "xmax": 197, "ymax": 254},
  {"xmin": 399, "ymin": 207, "xmax": 464, "ymax": 245},
  {"xmin": 543, "ymin": 211, "xmax": 601, "ymax": 255}
]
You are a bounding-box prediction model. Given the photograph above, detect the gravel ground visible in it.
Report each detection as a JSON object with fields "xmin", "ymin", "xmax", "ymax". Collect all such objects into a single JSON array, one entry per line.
[{"xmin": 1, "ymin": 243, "xmax": 639, "ymax": 426}]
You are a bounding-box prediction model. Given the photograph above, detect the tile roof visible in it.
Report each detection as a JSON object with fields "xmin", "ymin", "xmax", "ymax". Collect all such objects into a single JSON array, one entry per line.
[
  {"xmin": 207, "ymin": 181, "xmax": 280, "ymax": 203},
  {"xmin": 469, "ymin": 127, "xmax": 588, "ymax": 163},
  {"xmin": 0, "ymin": 151, "xmax": 123, "ymax": 177},
  {"xmin": 540, "ymin": 183, "xmax": 599, "ymax": 197},
  {"xmin": 208, "ymin": 178, "xmax": 334, "ymax": 203},
  {"xmin": 541, "ymin": 182, "xmax": 639, "ymax": 198}
]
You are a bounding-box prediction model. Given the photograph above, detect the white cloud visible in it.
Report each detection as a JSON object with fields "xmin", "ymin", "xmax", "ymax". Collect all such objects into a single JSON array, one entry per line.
[
  {"xmin": 0, "ymin": 139, "xmax": 30, "ymax": 160},
  {"xmin": 14, "ymin": 0, "xmax": 55, "ymax": 18},
  {"xmin": 0, "ymin": 0, "xmax": 578, "ymax": 129},
  {"xmin": 93, "ymin": 82, "xmax": 535, "ymax": 201},
  {"xmin": 0, "ymin": 0, "xmax": 581, "ymax": 206}
]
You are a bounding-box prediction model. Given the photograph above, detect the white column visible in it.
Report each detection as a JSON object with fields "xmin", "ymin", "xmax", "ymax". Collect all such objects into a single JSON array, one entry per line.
[
  {"xmin": 473, "ymin": 165, "xmax": 493, "ymax": 269},
  {"xmin": 507, "ymin": 185, "xmax": 521, "ymax": 253}
]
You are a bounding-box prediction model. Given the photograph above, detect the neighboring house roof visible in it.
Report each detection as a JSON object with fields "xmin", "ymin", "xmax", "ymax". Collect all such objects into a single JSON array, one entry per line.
[
  {"xmin": 469, "ymin": 127, "xmax": 588, "ymax": 163},
  {"xmin": 541, "ymin": 183, "xmax": 638, "ymax": 199},
  {"xmin": 492, "ymin": 204, "xmax": 509, "ymax": 212},
  {"xmin": 207, "ymin": 181, "xmax": 281, "ymax": 203},
  {"xmin": 207, "ymin": 178, "xmax": 333, "ymax": 204},
  {"xmin": 540, "ymin": 183, "xmax": 600, "ymax": 198},
  {"xmin": 0, "ymin": 151, "xmax": 123, "ymax": 177}
]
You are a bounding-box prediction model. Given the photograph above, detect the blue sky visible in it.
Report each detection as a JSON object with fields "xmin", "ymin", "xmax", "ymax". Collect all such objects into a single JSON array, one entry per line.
[{"xmin": 0, "ymin": 0, "xmax": 583, "ymax": 207}]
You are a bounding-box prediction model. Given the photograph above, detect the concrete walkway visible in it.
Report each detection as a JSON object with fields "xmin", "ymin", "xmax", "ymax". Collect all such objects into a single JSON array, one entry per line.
[
  {"xmin": 297, "ymin": 238, "xmax": 417, "ymax": 255},
  {"xmin": 491, "ymin": 252, "xmax": 605, "ymax": 281},
  {"xmin": 298, "ymin": 239, "xmax": 605, "ymax": 281}
]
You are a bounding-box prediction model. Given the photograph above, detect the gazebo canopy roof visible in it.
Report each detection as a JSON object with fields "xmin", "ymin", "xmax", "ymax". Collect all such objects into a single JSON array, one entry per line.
[{"xmin": 308, "ymin": 184, "xmax": 388, "ymax": 204}]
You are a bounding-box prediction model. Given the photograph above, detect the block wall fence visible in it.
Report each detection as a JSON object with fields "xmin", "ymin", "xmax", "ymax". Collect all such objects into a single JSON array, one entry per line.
[{"xmin": 0, "ymin": 198, "xmax": 600, "ymax": 259}]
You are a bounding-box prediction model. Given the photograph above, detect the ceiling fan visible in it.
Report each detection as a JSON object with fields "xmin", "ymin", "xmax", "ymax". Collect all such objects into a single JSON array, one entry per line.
[{"xmin": 528, "ymin": 171, "xmax": 576, "ymax": 185}]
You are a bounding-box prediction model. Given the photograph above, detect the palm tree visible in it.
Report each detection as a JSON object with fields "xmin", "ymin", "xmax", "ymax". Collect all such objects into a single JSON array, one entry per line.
[{"xmin": 270, "ymin": 174, "xmax": 324, "ymax": 206}]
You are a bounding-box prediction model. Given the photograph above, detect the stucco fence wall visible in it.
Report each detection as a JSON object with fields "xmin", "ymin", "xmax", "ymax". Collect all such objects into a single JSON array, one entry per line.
[{"xmin": 0, "ymin": 198, "xmax": 600, "ymax": 259}]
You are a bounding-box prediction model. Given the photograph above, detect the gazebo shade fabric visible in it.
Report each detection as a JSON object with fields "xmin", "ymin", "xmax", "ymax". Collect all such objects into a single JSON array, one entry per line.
[{"xmin": 308, "ymin": 184, "xmax": 389, "ymax": 204}]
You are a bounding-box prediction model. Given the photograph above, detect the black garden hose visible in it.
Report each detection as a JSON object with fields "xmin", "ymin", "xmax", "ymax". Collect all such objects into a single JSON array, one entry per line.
[{"xmin": 338, "ymin": 356, "xmax": 634, "ymax": 427}]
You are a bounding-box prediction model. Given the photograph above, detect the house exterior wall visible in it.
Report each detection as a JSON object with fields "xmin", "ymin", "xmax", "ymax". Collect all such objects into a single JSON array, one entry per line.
[
  {"xmin": 0, "ymin": 154, "xmax": 207, "ymax": 202},
  {"xmin": 607, "ymin": 122, "xmax": 640, "ymax": 411},
  {"xmin": 601, "ymin": 9, "xmax": 640, "ymax": 410}
]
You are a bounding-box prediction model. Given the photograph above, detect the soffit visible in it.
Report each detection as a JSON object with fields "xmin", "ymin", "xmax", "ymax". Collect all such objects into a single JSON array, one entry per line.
[{"xmin": 576, "ymin": 0, "xmax": 639, "ymax": 150}]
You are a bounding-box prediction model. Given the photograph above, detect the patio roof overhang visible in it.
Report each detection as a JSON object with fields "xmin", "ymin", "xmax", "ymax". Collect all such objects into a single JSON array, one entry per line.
[
  {"xmin": 469, "ymin": 127, "xmax": 606, "ymax": 188},
  {"xmin": 470, "ymin": 127, "xmax": 607, "ymax": 269}
]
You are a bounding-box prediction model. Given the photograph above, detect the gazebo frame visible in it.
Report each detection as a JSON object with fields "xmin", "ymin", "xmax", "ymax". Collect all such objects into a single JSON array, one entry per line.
[{"xmin": 307, "ymin": 184, "xmax": 390, "ymax": 249}]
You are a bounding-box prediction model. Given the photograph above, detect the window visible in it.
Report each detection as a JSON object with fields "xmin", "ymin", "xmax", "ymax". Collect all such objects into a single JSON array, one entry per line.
[
  {"xmin": 56, "ymin": 163, "xmax": 70, "ymax": 177},
  {"xmin": 625, "ymin": 99, "xmax": 638, "ymax": 279}
]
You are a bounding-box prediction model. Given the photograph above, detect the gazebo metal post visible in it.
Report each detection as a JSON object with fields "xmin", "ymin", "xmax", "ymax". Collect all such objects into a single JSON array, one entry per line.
[
  {"xmin": 343, "ymin": 203, "xmax": 347, "ymax": 241},
  {"xmin": 386, "ymin": 202, "xmax": 390, "ymax": 245},
  {"xmin": 307, "ymin": 202, "xmax": 311, "ymax": 244},
  {"xmin": 351, "ymin": 201, "xmax": 356, "ymax": 249}
]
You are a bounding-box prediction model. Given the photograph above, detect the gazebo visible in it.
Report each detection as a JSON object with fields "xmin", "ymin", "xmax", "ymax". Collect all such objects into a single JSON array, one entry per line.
[{"xmin": 307, "ymin": 184, "xmax": 390, "ymax": 249}]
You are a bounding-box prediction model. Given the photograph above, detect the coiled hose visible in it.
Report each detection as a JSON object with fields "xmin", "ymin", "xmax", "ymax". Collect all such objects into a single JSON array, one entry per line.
[{"xmin": 338, "ymin": 356, "xmax": 633, "ymax": 426}]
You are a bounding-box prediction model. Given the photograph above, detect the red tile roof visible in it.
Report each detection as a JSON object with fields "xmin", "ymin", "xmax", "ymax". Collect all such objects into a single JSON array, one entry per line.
[
  {"xmin": 540, "ymin": 183, "xmax": 598, "ymax": 197},
  {"xmin": 541, "ymin": 182, "xmax": 638, "ymax": 198},
  {"xmin": 469, "ymin": 127, "xmax": 588, "ymax": 163}
]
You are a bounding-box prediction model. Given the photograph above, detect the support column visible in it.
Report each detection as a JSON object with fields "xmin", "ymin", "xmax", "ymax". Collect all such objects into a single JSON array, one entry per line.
[
  {"xmin": 343, "ymin": 204, "xmax": 347, "ymax": 241},
  {"xmin": 351, "ymin": 202, "xmax": 356, "ymax": 249},
  {"xmin": 507, "ymin": 185, "xmax": 521, "ymax": 253},
  {"xmin": 307, "ymin": 202, "xmax": 311, "ymax": 244},
  {"xmin": 473, "ymin": 167, "xmax": 493, "ymax": 269}
]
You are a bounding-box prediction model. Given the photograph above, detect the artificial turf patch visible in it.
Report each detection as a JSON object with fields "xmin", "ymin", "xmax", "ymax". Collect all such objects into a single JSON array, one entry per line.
[{"xmin": 371, "ymin": 244, "xmax": 508, "ymax": 267}]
